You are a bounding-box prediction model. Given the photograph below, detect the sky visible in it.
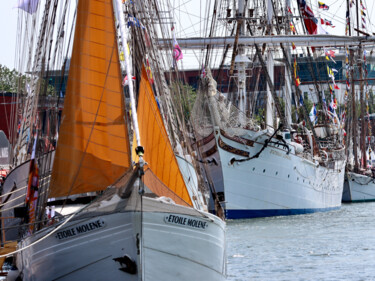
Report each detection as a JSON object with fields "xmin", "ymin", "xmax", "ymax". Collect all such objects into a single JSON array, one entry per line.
[
  {"xmin": 0, "ymin": 1, "xmax": 20, "ymax": 70},
  {"xmin": 1, "ymin": 0, "xmax": 375, "ymax": 71}
]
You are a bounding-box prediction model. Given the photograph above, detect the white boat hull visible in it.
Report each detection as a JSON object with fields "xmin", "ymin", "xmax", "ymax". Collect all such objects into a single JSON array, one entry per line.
[
  {"xmin": 215, "ymin": 129, "xmax": 346, "ymax": 219},
  {"xmin": 15, "ymin": 195, "xmax": 226, "ymax": 281},
  {"xmin": 343, "ymin": 172, "xmax": 375, "ymax": 202}
]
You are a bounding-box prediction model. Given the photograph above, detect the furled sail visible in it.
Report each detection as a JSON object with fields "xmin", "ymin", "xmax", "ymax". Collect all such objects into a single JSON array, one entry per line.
[
  {"xmin": 49, "ymin": 0, "xmax": 131, "ymax": 198},
  {"xmin": 134, "ymin": 67, "xmax": 193, "ymax": 206}
]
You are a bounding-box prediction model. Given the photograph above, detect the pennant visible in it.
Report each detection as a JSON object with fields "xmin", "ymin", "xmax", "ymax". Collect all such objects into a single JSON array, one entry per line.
[
  {"xmin": 122, "ymin": 75, "xmax": 136, "ymax": 86},
  {"xmin": 146, "ymin": 58, "xmax": 154, "ymax": 84},
  {"xmin": 290, "ymin": 22, "xmax": 296, "ymax": 33},
  {"xmin": 127, "ymin": 15, "xmax": 145, "ymax": 29},
  {"xmin": 120, "ymin": 52, "xmax": 125, "ymax": 61},
  {"xmin": 172, "ymin": 28, "xmax": 183, "ymax": 61},
  {"xmin": 201, "ymin": 65, "xmax": 207, "ymax": 78},
  {"xmin": 16, "ymin": 0, "xmax": 39, "ymax": 14},
  {"xmin": 293, "ymin": 58, "xmax": 297, "ymax": 78},
  {"xmin": 292, "ymin": 42, "xmax": 296, "ymax": 50},
  {"xmin": 334, "ymin": 83, "xmax": 340, "ymax": 90},
  {"xmin": 333, "ymin": 97, "xmax": 338, "ymax": 108},
  {"xmin": 299, "ymin": 94, "xmax": 304, "ymax": 106},
  {"xmin": 318, "ymin": 2, "xmax": 329, "ymax": 10},
  {"xmin": 309, "ymin": 104, "xmax": 317, "ymax": 123},
  {"xmin": 324, "ymin": 19, "xmax": 335, "ymax": 27},
  {"xmin": 295, "ymin": 77, "xmax": 301, "ymax": 87}
]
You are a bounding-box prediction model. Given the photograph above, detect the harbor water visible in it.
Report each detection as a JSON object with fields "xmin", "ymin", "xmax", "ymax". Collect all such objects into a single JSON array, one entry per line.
[{"xmin": 227, "ymin": 203, "xmax": 375, "ymax": 280}]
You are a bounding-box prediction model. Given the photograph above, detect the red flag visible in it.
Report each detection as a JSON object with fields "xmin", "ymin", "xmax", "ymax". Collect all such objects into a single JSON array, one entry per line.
[{"xmin": 297, "ymin": 0, "xmax": 317, "ymax": 35}]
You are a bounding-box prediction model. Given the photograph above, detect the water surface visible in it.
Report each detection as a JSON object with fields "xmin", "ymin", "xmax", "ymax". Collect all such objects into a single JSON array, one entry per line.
[{"xmin": 227, "ymin": 203, "xmax": 375, "ymax": 280}]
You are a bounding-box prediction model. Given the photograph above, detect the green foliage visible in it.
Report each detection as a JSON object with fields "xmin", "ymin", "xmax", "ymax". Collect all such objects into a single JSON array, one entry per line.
[
  {"xmin": 0, "ymin": 64, "xmax": 22, "ymax": 92},
  {"xmin": 170, "ymin": 81, "xmax": 197, "ymax": 121},
  {"xmin": 254, "ymin": 107, "xmax": 265, "ymax": 125},
  {"xmin": 0, "ymin": 64, "xmax": 56, "ymax": 96}
]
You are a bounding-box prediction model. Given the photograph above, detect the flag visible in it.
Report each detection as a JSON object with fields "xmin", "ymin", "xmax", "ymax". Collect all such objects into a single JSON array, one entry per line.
[
  {"xmin": 297, "ymin": 0, "xmax": 318, "ymax": 35},
  {"xmin": 172, "ymin": 27, "xmax": 183, "ymax": 61},
  {"xmin": 292, "ymin": 42, "xmax": 296, "ymax": 50},
  {"xmin": 334, "ymin": 83, "xmax": 340, "ymax": 90},
  {"xmin": 295, "ymin": 77, "xmax": 301, "ymax": 87},
  {"xmin": 299, "ymin": 95, "xmax": 304, "ymax": 106},
  {"xmin": 318, "ymin": 2, "xmax": 329, "ymax": 10},
  {"xmin": 127, "ymin": 15, "xmax": 145, "ymax": 29},
  {"xmin": 122, "ymin": 75, "xmax": 136, "ymax": 86},
  {"xmin": 16, "ymin": 0, "xmax": 39, "ymax": 14},
  {"xmin": 290, "ymin": 22, "xmax": 296, "ymax": 33},
  {"xmin": 309, "ymin": 104, "xmax": 317, "ymax": 123},
  {"xmin": 120, "ymin": 52, "xmax": 125, "ymax": 61},
  {"xmin": 324, "ymin": 19, "xmax": 335, "ymax": 27},
  {"xmin": 332, "ymin": 68, "xmax": 338, "ymax": 73},
  {"xmin": 201, "ymin": 65, "xmax": 207, "ymax": 78},
  {"xmin": 146, "ymin": 58, "xmax": 154, "ymax": 84}
]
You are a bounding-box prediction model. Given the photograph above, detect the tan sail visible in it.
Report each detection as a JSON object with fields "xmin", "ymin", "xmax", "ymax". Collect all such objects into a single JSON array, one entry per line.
[
  {"xmin": 49, "ymin": 0, "xmax": 131, "ymax": 198},
  {"xmin": 133, "ymin": 67, "xmax": 192, "ymax": 207}
]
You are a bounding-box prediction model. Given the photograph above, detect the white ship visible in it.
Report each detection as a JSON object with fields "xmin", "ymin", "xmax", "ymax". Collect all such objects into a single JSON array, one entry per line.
[
  {"xmin": 193, "ymin": 75, "xmax": 346, "ymax": 219},
  {"xmin": 190, "ymin": 0, "xmax": 348, "ymax": 219},
  {"xmin": 343, "ymin": 171, "xmax": 375, "ymax": 202}
]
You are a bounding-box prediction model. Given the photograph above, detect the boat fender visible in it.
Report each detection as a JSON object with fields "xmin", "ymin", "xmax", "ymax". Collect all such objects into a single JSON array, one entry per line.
[{"xmin": 113, "ymin": 255, "xmax": 137, "ymax": 275}]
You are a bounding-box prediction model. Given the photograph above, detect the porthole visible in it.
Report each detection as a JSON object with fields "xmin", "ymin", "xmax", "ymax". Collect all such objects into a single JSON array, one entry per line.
[
  {"xmin": 263, "ymin": 169, "xmax": 266, "ymax": 173},
  {"xmin": 275, "ymin": 171, "xmax": 278, "ymax": 175}
]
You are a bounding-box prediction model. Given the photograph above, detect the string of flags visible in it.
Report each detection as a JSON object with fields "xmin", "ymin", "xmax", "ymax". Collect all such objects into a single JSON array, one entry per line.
[
  {"xmin": 360, "ymin": 0, "xmax": 366, "ymax": 29},
  {"xmin": 363, "ymin": 49, "xmax": 371, "ymax": 152}
]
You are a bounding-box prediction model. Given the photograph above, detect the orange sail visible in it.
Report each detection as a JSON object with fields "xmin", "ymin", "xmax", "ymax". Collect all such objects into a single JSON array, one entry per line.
[
  {"xmin": 134, "ymin": 67, "xmax": 193, "ymax": 206},
  {"xmin": 49, "ymin": 0, "xmax": 131, "ymax": 198}
]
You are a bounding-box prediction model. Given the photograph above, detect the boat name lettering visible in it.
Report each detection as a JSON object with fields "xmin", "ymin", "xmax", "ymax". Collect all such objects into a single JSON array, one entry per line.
[
  {"xmin": 270, "ymin": 149, "xmax": 291, "ymax": 160},
  {"xmin": 164, "ymin": 215, "xmax": 208, "ymax": 230},
  {"xmin": 55, "ymin": 219, "xmax": 106, "ymax": 240}
]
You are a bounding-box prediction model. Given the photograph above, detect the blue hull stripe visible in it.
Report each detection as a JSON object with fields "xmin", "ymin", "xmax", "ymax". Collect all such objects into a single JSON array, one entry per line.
[{"xmin": 225, "ymin": 207, "xmax": 341, "ymax": 219}]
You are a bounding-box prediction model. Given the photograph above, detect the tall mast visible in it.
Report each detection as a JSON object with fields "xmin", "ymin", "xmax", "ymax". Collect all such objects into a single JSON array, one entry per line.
[
  {"xmin": 357, "ymin": 0, "xmax": 366, "ymax": 169},
  {"xmin": 350, "ymin": 48, "xmax": 359, "ymax": 172},
  {"xmin": 266, "ymin": 0, "xmax": 274, "ymax": 129},
  {"xmin": 114, "ymin": 0, "xmax": 144, "ymax": 160}
]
